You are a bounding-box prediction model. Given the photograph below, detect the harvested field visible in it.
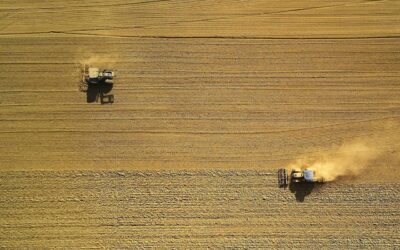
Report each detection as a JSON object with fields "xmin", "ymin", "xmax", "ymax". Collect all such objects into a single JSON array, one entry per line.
[
  {"xmin": 1, "ymin": 36, "xmax": 400, "ymax": 171},
  {"xmin": 1, "ymin": 0, "xmax": 400, "ymax": 248},
  {"xmin": 1, "ymin": 171, "xmax": 399, "ymax": 248},
  {"xmin": 0, "ymin": 0, "xmax": 400, "ymax": 171}
]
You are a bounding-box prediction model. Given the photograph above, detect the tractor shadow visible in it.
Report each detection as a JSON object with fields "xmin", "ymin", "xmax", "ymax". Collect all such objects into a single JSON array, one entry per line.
[
  {"xmin": 289, "ymin": 181, "xmax": 324, "ymax": 202},
  {"xmin": 87, "ymin": 82, "xmax": 114, "ymax": 104}
]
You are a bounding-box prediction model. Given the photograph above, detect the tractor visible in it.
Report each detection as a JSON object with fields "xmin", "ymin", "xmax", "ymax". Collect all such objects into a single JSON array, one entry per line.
[
  {"xmin": 278, "ymin": 168, "xmax": 323, "ymax": 187},
  {"xmin": 80, "ymin": 64, "xmax": 115, "ymax": 104}
]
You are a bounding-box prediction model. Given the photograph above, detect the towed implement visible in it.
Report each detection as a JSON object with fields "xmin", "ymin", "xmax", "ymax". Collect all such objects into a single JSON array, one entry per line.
[{"xmin": 278, "ymin": 169, "xmax": 289, "ymax": 187}]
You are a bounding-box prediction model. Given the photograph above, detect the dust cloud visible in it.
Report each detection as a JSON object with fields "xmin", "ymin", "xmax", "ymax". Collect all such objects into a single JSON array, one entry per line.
[
  {"xmin": 79, "ymin": 56, "xmax": 118, "ymax": 68},
  {"xmin": 287, "ymin": 125, "xmax": 400, "ymax": 182}
]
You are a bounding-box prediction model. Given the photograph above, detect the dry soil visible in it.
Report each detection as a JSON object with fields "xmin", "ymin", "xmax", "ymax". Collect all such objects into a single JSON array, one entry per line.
[{"xmin": 0, "ymin": 0, "xmax": 399, "ymax": 248}]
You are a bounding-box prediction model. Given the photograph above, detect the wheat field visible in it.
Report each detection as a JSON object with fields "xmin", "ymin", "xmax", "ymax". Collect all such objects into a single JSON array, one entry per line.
[{"xmin": 0, "ymin": 0, "xmax": 399, "ymax": 248}]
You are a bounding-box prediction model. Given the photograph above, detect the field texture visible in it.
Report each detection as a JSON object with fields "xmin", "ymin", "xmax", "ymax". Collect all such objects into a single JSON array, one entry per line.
[
  {"xmin": 0, "ymin": 0, "xmax": 400, "ymax": 170},
  {"xmin": 1, "ymin": 171, "xmax": 399, "ymax": 248},
  {"xmin": 0, "ymin": 0, "xmax": 400, "ymax": 248}
]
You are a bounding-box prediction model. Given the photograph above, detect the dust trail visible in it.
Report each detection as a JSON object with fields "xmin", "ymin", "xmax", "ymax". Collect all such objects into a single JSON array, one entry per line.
[
  {"xmin": 79, "ymin": 56, "xmax": 118, "ymax": 68},
  {"xmin": 288, "ymin": 120, "xmax": 400, "ymax": 182},
  {"xmin": 288, "ymin": 138, "xmax": 383, "ymax": 181}
]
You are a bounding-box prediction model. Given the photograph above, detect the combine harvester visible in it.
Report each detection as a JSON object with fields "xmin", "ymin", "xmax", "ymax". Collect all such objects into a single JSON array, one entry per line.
[
  {"xmin": 80, "ymin": 64, "xmax": 115, "ymax": 104},
  {"xmin": 278, "ymin": 168, "xmax": 323, "ymax": 187}
]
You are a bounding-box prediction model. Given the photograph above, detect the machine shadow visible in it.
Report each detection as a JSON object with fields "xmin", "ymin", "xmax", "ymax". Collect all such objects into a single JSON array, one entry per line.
[
  {"xmin": 87, "ymin": 82, "xmax": 114, "ymax": 104},
  {"xmin": 289, "ymin": 181, "xmax": 324, "ymax": 202}
]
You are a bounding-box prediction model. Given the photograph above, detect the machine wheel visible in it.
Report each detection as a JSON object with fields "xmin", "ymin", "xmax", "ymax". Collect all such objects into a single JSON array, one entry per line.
[{"xmin": 100, "ymin": 94, "xmax": 114, "ymax": 104}]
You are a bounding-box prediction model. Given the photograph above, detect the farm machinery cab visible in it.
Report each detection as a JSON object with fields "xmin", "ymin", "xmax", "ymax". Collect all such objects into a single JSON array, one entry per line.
[
  {"xmin": 278, "ymin": 168, "xmax": 323, "ymax": 187},
  {"xmin": 83, "ymin": 65, "xmax": 115, "ymax": 85}
]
